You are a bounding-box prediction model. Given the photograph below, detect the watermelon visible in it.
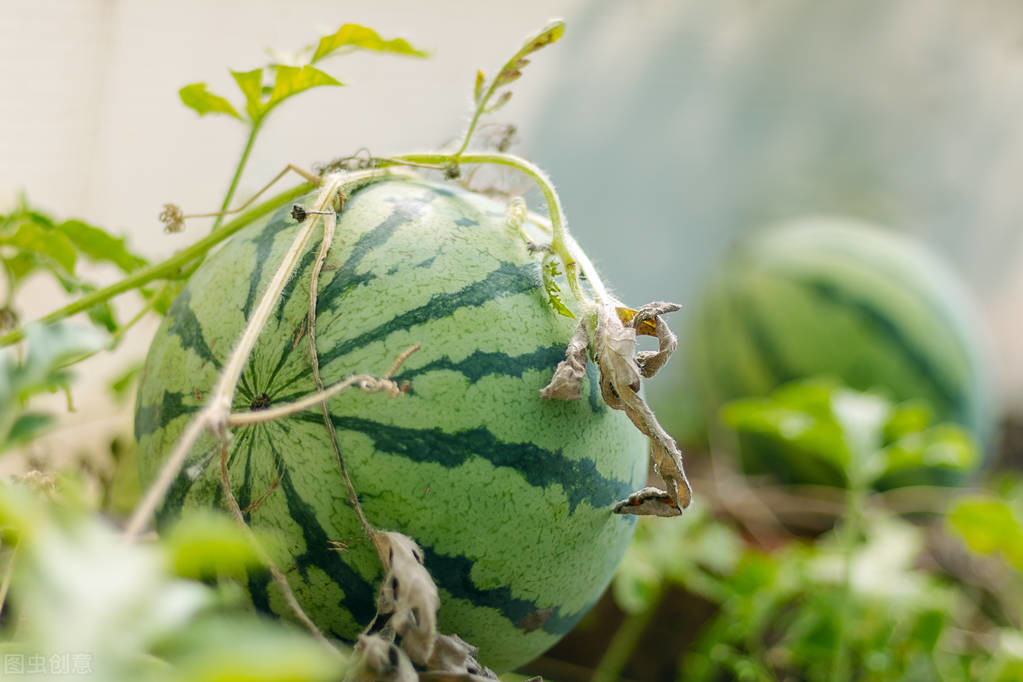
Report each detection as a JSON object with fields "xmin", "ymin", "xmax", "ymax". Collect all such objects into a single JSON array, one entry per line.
[
  {"xmin": 662, "ymin": 217, "xmax": 995, "ymax": 485},
  {"xmin": 134, "ymin": 178, "xmax": 647, "ymax": 671}
]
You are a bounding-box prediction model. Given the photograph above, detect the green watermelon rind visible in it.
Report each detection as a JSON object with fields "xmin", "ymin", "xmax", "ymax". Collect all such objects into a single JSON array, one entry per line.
[
  {"xmin": 666, "ymin": 217, "xmax": 995, "ymax": 486},
  {"xmin": 134, "ymin": 179, "xmax": 647, "ymax": 671}
]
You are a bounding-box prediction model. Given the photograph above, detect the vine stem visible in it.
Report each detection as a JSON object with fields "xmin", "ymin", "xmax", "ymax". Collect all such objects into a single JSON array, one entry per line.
[
  {"xmin": 211, "ymin": 122, "xmax": 261, "ymax": 232},
  {"xmin": 831, "ymin": 481, "xmax": 865, "ymax": 682},
  {"xmin": 0, "ymin": 182, "xmax": 314, "ymax": 347},
  {"xmin": 0, "ymin": 539, "xmax": 19, "ymax": 619},
  {"xmin": 227, "ymin": 371, "xmax": 409, "ymax": 427},
  {"xmin": 304, "ymin": 203, "xmax": 378, "ymax": 543},
  {"xmin": 382, "ymin": 152, "xmax": 588, "ymax": 305},
  {"xmin": 122, "ymin": 167, "xmax": 413, "ymax": 541},
  {"xmin": 217, "ymin": 442, "xmax": 335, "ymax": 652},
  {"xmin": 592, "ymin": 590, "xmax": 661, "ymax": 682}
]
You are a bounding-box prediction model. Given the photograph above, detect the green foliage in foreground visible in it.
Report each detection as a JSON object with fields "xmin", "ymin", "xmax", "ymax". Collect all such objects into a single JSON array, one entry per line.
[{"xmin": 0, "ymin": 481, "xmax": 347, "ymax": 682}]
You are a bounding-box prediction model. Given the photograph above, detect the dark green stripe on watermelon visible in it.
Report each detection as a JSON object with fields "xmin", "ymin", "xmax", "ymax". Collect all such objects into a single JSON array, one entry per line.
[
  {"xmin": 277, "ymin": 464, "xmax": 378, "ymax": 626},
  {"xmin": 797, "ymin": 276, "xmax": 968, "ymax": 424},
  {"xmin": 420, "ymin": 544, "xmax": 591, "ymax": 636},
  {"xmin": 298, "ymin": 413, "xmax": 633, "ymax": 512},
  {"xmin": 164, "ymin": 287, "xmax": 222, "ymax": 369},
  {"xmin": 314, "ymin": 195, "xmax": 426, "ymax": 316},
  {"xmin": 391, "ymin": 345, "xmax": 569, "ymax": 384},
  {"xmin": 241, "ymin": 202, "xmax": 298, "ymax": 319},
  {"xmin": 315, "ymin": 260, "xmax": 541, "ymax": 369}
]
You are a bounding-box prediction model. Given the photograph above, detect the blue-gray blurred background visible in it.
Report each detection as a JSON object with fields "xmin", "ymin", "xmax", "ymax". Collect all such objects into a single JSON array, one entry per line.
[{"xmin": 523, "ymin": 0, "xmax": 1023, "ymax": 417}]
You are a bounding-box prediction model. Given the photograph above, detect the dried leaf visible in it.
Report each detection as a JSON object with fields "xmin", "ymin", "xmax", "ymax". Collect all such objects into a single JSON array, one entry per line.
[
  {"xmin": 371, "ymin": 531, "xmax": 439, "ymax": 664},
  {"xmin": 422, "ymin": 634, "xmax": 499, "ymax": 680},
  {"xmin": 540, "ymin": 322, "xmax": 588, "ymax": 401},
  {"xmin": 349, "ymin": 634, "xmax": 417, "ymax": 682},
  {"xmin": 594, "ymin": 303, "xmax": 642, "ymax": 400},
  {"xmin": 484, "ymin": 90, "xmax": 513, "ymax": 114},
  {"xmin": 615, "ymin": 306, "xmax": 657, "ymax": 336},
  {"xmin": 630, "ymin": 301, "xmax": 680, "ymax": 378},
  {"xmin": 612, "ymin": 487, "xmax": 683, "ymax": 517},
  {"xmin": 594, "ymin": 302, "xmax": 692, "ymax": 513},
  {"xmin": 521, "ymin": 20, "xmax": 566, "ymax": 55}
]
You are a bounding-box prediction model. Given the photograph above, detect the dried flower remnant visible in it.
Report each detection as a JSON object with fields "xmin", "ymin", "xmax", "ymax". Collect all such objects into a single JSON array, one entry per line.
[{"xmin": 159, "ymin": 204, "xmax": 185, "ymax": 233}]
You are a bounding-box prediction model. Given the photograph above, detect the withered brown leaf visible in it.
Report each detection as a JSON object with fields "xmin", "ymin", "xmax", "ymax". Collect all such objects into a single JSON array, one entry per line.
[
  {"xmin": 372, "ymin": 531, "xmax": 440, "ymax": 664},
  {"xmin": 539, "ymin": 321, "xmax": 589, "ymax": 400},
  {"xmin": 348, "ymin": 634, "xmax": 418, "ymax": 682},
  {"xmin": 612, "ymin": 486, "xmax": 684, "ymax": 517},
  {"xmin": 423, "ymin": 633, "xmax": 499, "ymax": 680},
  {"xmin": 630, "ymin": 302, "xmax": 680, "ymax": 378},
  {"xmin": 593, "ymin": 301, "xmax": 692, "ymax": 514}
]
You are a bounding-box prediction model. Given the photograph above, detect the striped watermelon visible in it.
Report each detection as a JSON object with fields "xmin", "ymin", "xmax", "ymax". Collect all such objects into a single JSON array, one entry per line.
[
  {"xmin": 134, "ymin": 179, "xmax": 647, "ymax": 671},
  {"xmin": 665, "ymin": 217, "xmax": 995, "ymax": 485}
]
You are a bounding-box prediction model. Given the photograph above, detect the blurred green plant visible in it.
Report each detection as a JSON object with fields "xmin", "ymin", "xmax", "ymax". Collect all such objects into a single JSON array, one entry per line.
[
  {"xmin": 722, "ymin": 378, "xmax": 978, "ymax": 489},
  {"xmin": 0, "ymin": 322, "xmax": 107, "ymax": 452},
  {"xmin": 0, "ymin": 199, "xmax": 148, "ymax": 336},
  {"xmin": 0, "ymin": 479, "xmax": 347, "ymax": 682},
  {"xmin": 593, "ymin": 379, "xmax": 1023, "ymax": 681}
]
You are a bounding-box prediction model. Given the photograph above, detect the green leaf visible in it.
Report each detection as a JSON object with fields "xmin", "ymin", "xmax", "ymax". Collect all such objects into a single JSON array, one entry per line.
[
  {"xmin": 881, "ymin": 423, "xmax": 978, "ymax": 474},
  {"xmin": 311, "ymin": 23, "xmax": 428, "ymax": 62},
  {"xmin": 3, "ymin": 251, "xmax": 40, "ymax": 286},
  {"xmin": 947, "ymin": 497, "xmax": 1023, "ymax": 573},
  {"xmin": 164, "ymin": 511, "xmax": 266, "ymax": 580},
  {"xmin": 542, "ymin": 258, "xmax": 575, "ymax": 318},
  {"xmin": 145, "ymin": 280, "xmax": 185, "ymax": 316},
  {"xmin": 109, "ymin": 363, "xmax": 141, "ymax": 404},
  {"xmin": 883, "ymin": 400, "xmax": 933, "ymax": 442},
  {"xmin": 178, "ymin": 82, "xmax": 243, "ymax": 120},
  {"xmin": 230, "ymin": 68, "xmax": 265, "ymax": 121},
  {"xmin": 55, "ymin": 219, "xmax": 147, "ymax": 273},
  {"xmin": 1, "ymin": 220, "xmax": 77, "ymax": 274},
  {"xmin": 0, "ymin": 322, "xmax": 107, "ymax": 450},
  {"xmin": 6, "ymin": 413, "xmax": 54, "ymax": 447},
  {"xmin": 158, "ymin": 616, "xmax": 346, "ymax": 682},
  {"xmin": 265, "ymin": 64, "xmax": 343, "ymax": 111},
  {"xmin": 85, "ymin": 298, "xmax": 118, "ymax": 333},
  {"xmin": 473, "ymin": 69, "xmax": 485, "ymax": 103}
]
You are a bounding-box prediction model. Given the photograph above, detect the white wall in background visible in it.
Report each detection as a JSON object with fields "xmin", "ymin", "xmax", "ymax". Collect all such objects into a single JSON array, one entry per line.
[{"xmin": 0, "ymin": 0, "xmax": 585, "ymax": 471}]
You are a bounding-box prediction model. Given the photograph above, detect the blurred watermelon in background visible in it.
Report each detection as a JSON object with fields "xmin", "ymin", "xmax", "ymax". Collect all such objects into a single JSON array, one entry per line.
[
  {"xmin": 678, "ymin": 218, "xmax": 994, "ymax": 487},
  {"xmin": 524, "ymin": 0, "xmax": 1022, "ymax": 482}
]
